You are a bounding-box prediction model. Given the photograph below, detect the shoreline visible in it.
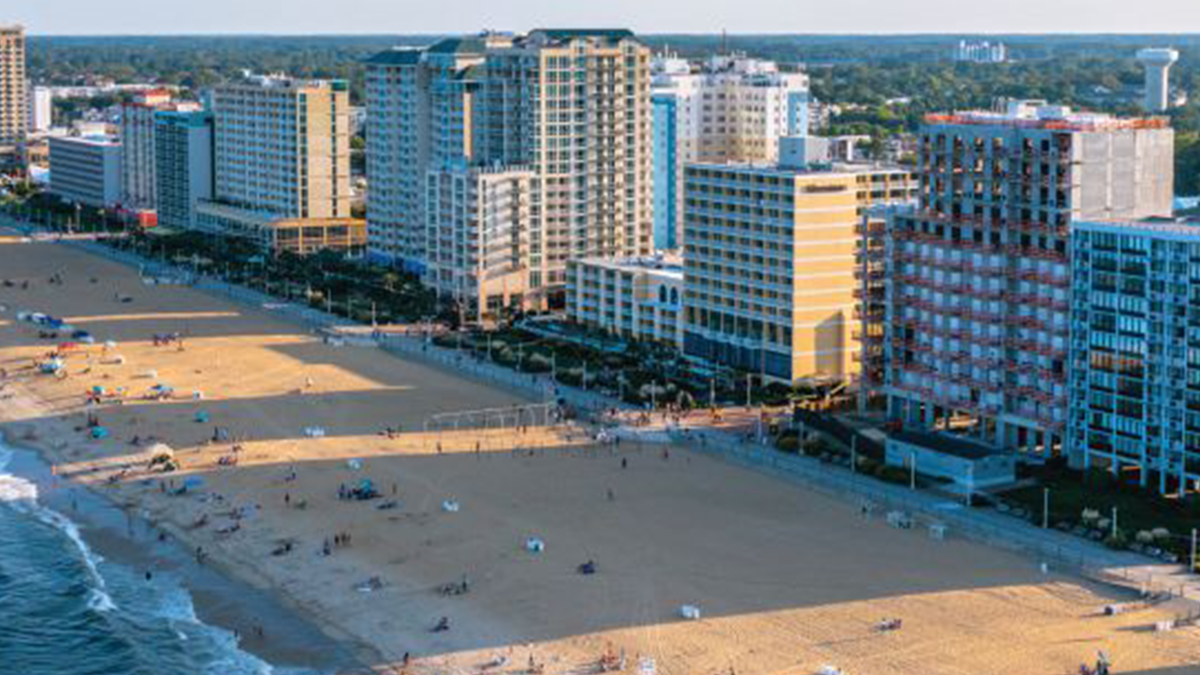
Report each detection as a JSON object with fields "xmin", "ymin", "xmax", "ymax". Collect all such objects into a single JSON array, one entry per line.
[{"xmin": 0, "ymin": 407, "xmax": 376, "ymax": 675}]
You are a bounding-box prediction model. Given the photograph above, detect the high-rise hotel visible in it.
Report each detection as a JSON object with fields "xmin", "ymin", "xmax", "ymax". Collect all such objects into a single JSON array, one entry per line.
[
  {"xmin": 0, "ymin": 24, "xmax": 27, "ymax": 153},
  {"xmin": 366, "ymin": 29, "xmax": 654, "ymax": 319},
  {"xmin": 883, "ymin": 100, "xmax": 1173, "ymax": 456},
  {"xmin": 682, "ymin": 152, "xmax": 916, "ymax": 384},
  {"xmin": 194, "ymin": 75, "xmax": 363, "ymax": 255},
  {"xmin": 120, "ymin": 89, "xmax": 201, "ymax": 213},
  {"xmin": 651, "ymin": 54, "xmax": 809, "ymax": 250},
  {"xmin": 207, "ymin": 76, "xmax": 351, "ymax": 220}
]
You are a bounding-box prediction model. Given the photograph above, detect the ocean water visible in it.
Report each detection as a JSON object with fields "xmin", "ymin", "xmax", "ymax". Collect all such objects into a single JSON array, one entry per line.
[{"xmin": 0, "ymin": 441, "xmax": 278, "ymax": 675}]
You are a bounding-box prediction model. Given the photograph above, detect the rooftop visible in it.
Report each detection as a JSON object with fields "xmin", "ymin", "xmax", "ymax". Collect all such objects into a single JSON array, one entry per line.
[
  {"xmin": 573, "ymin": 253, "xmax": 684, "ymax": 279},
  {"xmin": 890, "ymin": 430, "xmax": 1004, "ymax": 460},
  {"xmin": 426, "ymin": 36, "xmax": 490, "ymax": 55},
  {"xmin": 531, "ymin": 28, "xmax": 636, "ymax": 43},
  {"xmin": 925, "ymin": 99, "xmax": 1168, "ymax": 132},
  {"xmin": 50, "ymin": 135, "xmax": 120, "ymax": 147},
  {"xmin": 1074, "ymin": 217, "xmax": 1200, "ymax": 239},
  {"xmin": 688, "ymin": 160, "xmax": 910, "ymax": 178},
  {"xmin": 364, "ymin": 48, "xmax": 422, "ymax": 66}
]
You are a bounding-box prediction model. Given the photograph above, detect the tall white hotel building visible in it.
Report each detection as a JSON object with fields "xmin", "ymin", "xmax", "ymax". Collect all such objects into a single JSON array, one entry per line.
[
  {"xmin": 365, "ymin": 30, "xmax": 654, "ymax": 319},
  {"xmin": 651, "ymin": 54, "xmax": 809, "ymax": 250}
]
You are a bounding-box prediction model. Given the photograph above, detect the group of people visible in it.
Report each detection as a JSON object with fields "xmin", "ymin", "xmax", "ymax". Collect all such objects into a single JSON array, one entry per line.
[{"xmin": 322, "ymin": 531, "xmax": 353, "ymax": 556}]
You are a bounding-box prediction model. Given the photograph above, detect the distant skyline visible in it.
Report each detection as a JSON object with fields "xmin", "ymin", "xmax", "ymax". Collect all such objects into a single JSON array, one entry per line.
[{"xmin": 9, "ymin": 0, "xmax": 1200, "ymax": 36}]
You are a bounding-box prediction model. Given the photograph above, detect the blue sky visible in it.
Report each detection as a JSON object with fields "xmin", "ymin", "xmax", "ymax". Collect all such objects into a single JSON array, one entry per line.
[{"xmin": 15, "ymin": 0, "xmax": 1200, "ymax": 35}]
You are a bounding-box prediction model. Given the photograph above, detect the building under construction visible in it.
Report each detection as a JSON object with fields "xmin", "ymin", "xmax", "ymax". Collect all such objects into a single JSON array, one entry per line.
[{"xmin": 883, "ymin": 100, "xmax": 1174, "ymax": 456}]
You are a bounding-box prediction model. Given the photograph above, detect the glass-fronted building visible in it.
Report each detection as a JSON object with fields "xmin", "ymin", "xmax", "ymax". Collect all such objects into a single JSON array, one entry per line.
[{"xmin": 1069, "ymin": 219, "xmax": 1200, "ymax": 496}]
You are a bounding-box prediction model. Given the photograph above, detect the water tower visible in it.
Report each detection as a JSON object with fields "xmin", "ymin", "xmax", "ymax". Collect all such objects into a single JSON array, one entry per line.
[{"xmin": 1136, "ymin": 48, "xmax": 1179, "ymax": 113}]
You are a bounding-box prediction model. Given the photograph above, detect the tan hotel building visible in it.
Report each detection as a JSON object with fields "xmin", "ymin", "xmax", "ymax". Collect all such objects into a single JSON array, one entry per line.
[
  {"xmin": 196, "ymin": 75, "xmax": 361, "ymax": 255},
  {"xmin": 682, "ymin": 162, "xmax": 915, "ymax": 383},
  {"xmin": 0, "ymin": 25, "xmax": 28, "ymax": 151}
]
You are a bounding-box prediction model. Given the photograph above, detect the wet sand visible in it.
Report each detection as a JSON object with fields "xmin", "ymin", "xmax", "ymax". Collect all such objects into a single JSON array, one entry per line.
[{"xmin": 2, "ymin": 443, "xmax": 363, "ymax": 673}]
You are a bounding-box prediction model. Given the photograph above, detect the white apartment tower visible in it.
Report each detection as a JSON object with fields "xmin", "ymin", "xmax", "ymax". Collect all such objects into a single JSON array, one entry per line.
[
  {"xmin": 0, "ymin": 25, "xmax": 28, "ymax": 149},
  {"xmin": 29, "ymin": 85, "xmax": 52, "ymax": 132},
  {"xmin": 884, "ymin": 101, "xmax": 1174, "ymax": 456},
  {"xmin": 651, "ymin": 53, "xmax": 809, "ymax": 249},
  {"xmin": 366, "ymin": 29, "xmax": 654, "ymax": 318}
]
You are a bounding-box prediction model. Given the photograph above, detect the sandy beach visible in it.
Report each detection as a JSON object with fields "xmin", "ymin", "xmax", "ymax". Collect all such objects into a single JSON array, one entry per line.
[{"xmin": 1, "ymin": 234, "xmax": 1198, "ymax": 675}]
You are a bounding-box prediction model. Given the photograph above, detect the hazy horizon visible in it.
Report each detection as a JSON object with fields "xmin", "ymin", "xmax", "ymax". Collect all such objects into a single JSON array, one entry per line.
[{"xmin": 10, "ymin": 0, "xmax": 1200, "ymax": 37}]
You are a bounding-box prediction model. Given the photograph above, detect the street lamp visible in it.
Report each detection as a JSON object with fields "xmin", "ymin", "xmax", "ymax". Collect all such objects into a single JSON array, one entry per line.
[{"xmin": 1043, "ymin": 487, "xmax": 1050, "ymax": 529}]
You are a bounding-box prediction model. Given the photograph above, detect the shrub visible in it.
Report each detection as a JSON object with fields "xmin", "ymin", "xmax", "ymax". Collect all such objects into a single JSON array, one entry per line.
[
  {"xmin": 1104, "ymin": 530, "xmax": 1128, "ymax": 550},
  {"xmin": 776, "ymin": 434, "xmax": 800, "ymax": 454},
  {"xmin": 874, "ymin": 465, "xmax": 910, "ymax": 485}
]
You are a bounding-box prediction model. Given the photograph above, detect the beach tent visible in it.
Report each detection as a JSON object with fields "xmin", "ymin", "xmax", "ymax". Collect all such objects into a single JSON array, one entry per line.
[
  {"xmin": 346, "ymin": 458, "xmax": 363, "ymax": 470},
  {"xmin": 525, "ymin": 537, "xmax": 545, "ymax": 553},
  {"xmin": 678, "ymin": 605, "xmax": 701, "ymax": 620},
  {"xmin": 441, "ymin": 499, "xmax": 460, "ymax": 513},
  {"xmin": 145, "ymin": 443, "xmax": 174, "ymax": 458},
  {"xmin": 90, "ymin": 427, "xmax": 109, "ymax": 439},
  {"xmin": 194, "ymin": 411, "xmax": 210, "ymax": 423},
  {"xmin": 40, "ymin": 359, "xmax": 64, "ymax": 374}
]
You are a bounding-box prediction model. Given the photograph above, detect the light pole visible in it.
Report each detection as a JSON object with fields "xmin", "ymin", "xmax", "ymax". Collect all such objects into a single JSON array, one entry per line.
[
  {"xmin": 1043, "ymin": 487, "xmax": 1050, "ymax": 529},
  {"xmin": 1111, "ymin": 506, "xmax": 1119, "ymax": 539},
  {"xmin": 745, "ymin": 373, "xmax": 752, "ymax": 408},
  {"xmin": 1191, "ymin": 528, "xmax": 1197, "ymax": 574},
  {"xmin": 850, "ymin": 435, "xmax": 857, "ymax": 474},
  {"xmin": 909, "ymin": 451, "xmax": 917, "ymax": 490}
]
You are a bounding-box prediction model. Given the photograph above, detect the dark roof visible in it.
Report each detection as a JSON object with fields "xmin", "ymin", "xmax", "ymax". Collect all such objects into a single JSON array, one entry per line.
[
  {"xmin": 364, "ymin": 49, "xmax": 422, "ymax": 66},
  {"xmin": 890, "ymin": 430, "xmax": 1003, "ymax": 460},
  {"xmin": 532, "ymin": 29, "xmax": 636, "ymax": 42},
  {"xmin": 458, "ymin": 64, "xmax": 486, "ymax": 80},
  {"xmin": 426, "ymin": 36, "xmax": 488, "ymax": 55}
]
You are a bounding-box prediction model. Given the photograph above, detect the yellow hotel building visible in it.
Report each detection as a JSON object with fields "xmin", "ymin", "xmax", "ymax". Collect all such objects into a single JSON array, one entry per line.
[{"xmin": 682, "ymin": 163, "xmax": 915, "ymax": 383}]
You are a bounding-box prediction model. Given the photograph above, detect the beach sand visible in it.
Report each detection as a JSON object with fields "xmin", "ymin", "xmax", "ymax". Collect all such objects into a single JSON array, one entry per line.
[{"xmin": 1, "ymin": 235, "xmax": 1197, "ymax": 675}]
